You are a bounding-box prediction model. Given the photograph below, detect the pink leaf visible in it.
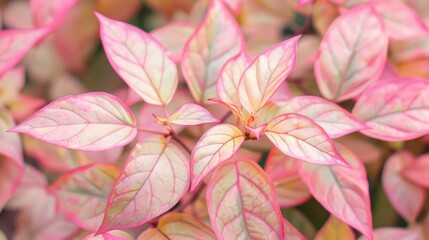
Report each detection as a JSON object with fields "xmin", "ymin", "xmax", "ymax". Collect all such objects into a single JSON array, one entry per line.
[
  {"xmin": 10, "ymin": 92, "xmax": 137, "ymax": 151},
  {"xmin": 314, "ymin": 215, "xmax": 356, "ymax": 240},
  {"xmin": 283, "ymin": 218, "xmax": 307, "ymax": 240},
  {"xmin": 14, "ymin": 189, "xmax": 77, "ymax": 240},
  {"xmin": 0, "ymin": 28, "xmax": 48, "ymax": 77},
  {"xmin": 314, "ymin": 5, "xmax": 388, "ymax": 101},
  {"xmin": 390, "ymin": 34, "xmax": 429, "ymax": 62},
  {"xmin": 352, "ymin": 77, "xmax": 429, "ymax": 141},
  {"xmin": 244, "ymin": 125, "xmax": 267, "ymax": 140},
  {"xmin": 137, "ymin": 212, "xmax": 216, "ymax": 240},
  {"xmin": 298, "ymin": 144, "xmax": 373, "ymax": 239},
  {"xmin": 382, "ymin": 151, "xmax": 425, "ymax": 224},
  {"xmin": 358, "ymin": 227, "xmax": 421, "ymax": 240},
  {"xmin": 51, "ymin": 164, "xmax": 120, "ymax": 231},
  {"xmin": 8, "ymin": 94, "xmax": 45, "ymax": 121},
  {"xmin": 265, "ymin": 113, "xmax": 348, "ymax": 166},
  {"xmin": 0, "ymin": 67, "xmax": 24, "ymax": 105},
  {"xmin": 181, "ymin": 0, "xmax": 245, "ymax": 103},
  {"xmin": 0, "ymin": 106, "xmax": 23, "ymax": 210},
  {"xmin": 265, "ymin": 147, "xmax": 310, "ymax": 208},
  {"xmin": 151, "ymin": 22, "xmax": 195, "ymax": 63},
  {"xmin": 97, "ymin": 136, "xmax": 190, "ymax": 233},
  {"xmin": 190, "ymin": 124, "xmax": 245, "ymax": 191},
  {"xmin": 169, "ymin": 103, "xmax": 220, "ymax": 126},
  {"xmin": 217, "ymin": 52, "xmax": 249, "ymax": 106},
  {"xmin": 238, "ymin": 36, "xmax": 300, "ymax": 114},
  {"xmin": 6, "ymin": 165, "xmax": 46, "ymax": 210},
  {"xmin": 402, "ymin": 153, "xmax": 429, "ymax": 188},
  {"xmin": 30, "ymin": 0, "xmax": 78, "ymax": 29},
  {"xmin": 207, "ymin": 159, "xmax": 284, "ymax": 239},
  {"xmin": 298, "ymin": 0, "xmax": 316, "ymax": 7},
  {"xmin": 96, "ymin": 13, "xmax": 178, "ymax": 105},
  {"xmin": 371, "ymin": 1, "xmax": 429, "ymax": 40},
  {"xmin": 84, "ymin": 230, "xmax": 133, "ymax": 240},
  {"xmin": 258, "ymin": 96, "xmax": 366, "ymax": 138}
]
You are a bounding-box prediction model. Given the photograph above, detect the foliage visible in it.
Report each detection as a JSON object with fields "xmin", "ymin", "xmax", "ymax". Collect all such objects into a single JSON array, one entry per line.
[{"xmin": 1, "ymin": 0, "xmax": 429, "ymax": 239}]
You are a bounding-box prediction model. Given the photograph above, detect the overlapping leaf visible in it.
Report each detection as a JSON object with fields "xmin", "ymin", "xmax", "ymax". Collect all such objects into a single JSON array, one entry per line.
[
  {"xmin": 314, "ymin": 5, "xmax": 388, "ymax": 101},
  {"xmin": 10, "ymin": 92, "xmax": 137, "ymax": 151},
  {"xmin": 217, "ymin": 52, "xmax": 249, "ymax": 105},
  {"xmin": 191, "ymin": 124, "xmax": 245, "ymax": 191},
  {"xmin": 151, "ymin": 22, "xmax": 195, "ymax": 63},
  {"xmin": 181, "ymin": 0, "xmax": 244, "ymax": 103},
  {"xmin": 137, "ymin": 213, "xmax": 216, "ymax": 240},
  {"xmin": 265, "ymin": 113, "xmax": 348, "ymax": 166},
  {"xmin": 169, "ymin": 103, "xmax": 220, "ymax": 126},
  {"xmin": 314, "ymin": 215, "xmax": 355, "ymax": 240},
  {"xmin": 371, "ymin": 1, "xmax": 429, "ymax": 40},
  {"xmin": 30, "ymin": 0, "xmax": 78, "ymax": 29},
  {"xmin": 257, "ymin": 96, "xmax": 366, "ymax": 138},
  {"xmin": 298, "ymin": 144, "xmax": 373, "ymax": 239},
  {"xmin": 0, "ymin": 28, "xmax": 48, "ymax": 77},
  {"xmin": 97, "ymin": 137, "xmax": 190, "ymax": 233},
  {"xmin": 238, "ymin": 36, "xmax": 300, "ymax": 114},
  {"xmin": 51, "ymin": 164, "xmax": 120, "ymax": 231},
  {"xmin": 97, "ymin": 13, "xmax": 178, "ymax": 105},
  {"xmin": 207, "ymin": 159, "xmax": 284, "ymax": 239},
  {"xmin": 402, "ymin": 153, "xmax": 429, "ymax": 188},
  {"xmin": 264, "ymin": 147, "xmax": 310, "ymax": 207},
  {"xmin": 0, "ymin": 106, "xmax": 23, "ymax": 210},
  {"xmin": 382, "ymin": 151, "xmax": 425, "ymax": 224},
  {"xmin": 353, "ymin": 77, "xmax": 429, "ymax": 141}
]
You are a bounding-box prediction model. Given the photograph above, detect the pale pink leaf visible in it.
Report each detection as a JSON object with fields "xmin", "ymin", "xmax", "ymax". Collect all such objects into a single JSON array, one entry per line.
[
  {"xmin": 0, "ymin": 106, "xmax": 23, "ymax": 210},
  {"xmin": 390, "ymin": 34, "xmax": 429, "ymax": 62},
  {"xmin": 382, "ymin": 151, "xmax": 425, "ymax": 223},
  {"xmin": 190, "ymin": 124, "xmax": 245, "ymax": 191},
  {"xmin": 283, "ymin": 218, "xmax": 307, "ymax": 240},
  {"xmin": 0, "ymin": 28, "xmax": 48, "ymax": 77},
  {"xmin": 14, "ymin": 189, "xmax": 77, "ymax": 240},
  {"xmin": 352, "ymin": 77, "xmax": 429, "ymax": 141},
  {"xmin": 238, "ymin": 36, "xmax": 300, "ymax": 114},
  {"xmin": 265, "ymin": 147, "xmax": 310, "ymax": 208},
  {"xmin": 8, "ymin": 94, "xmax": 45, "ymax": 121},
  {"xmin": 372, "ymin": 1, "xmax": 429, "ymax": 40},
  {"xmin": 298, "ymin": 144, "xmax": 373, "ymax": 239},
  {"xmin": 207, "ymin": 159, "xmax": 284, "ymax": 239},
  {"xmin": 298, "ymin": 0, "xmax": 316, "ymax": 7},
  {"xmin": 314, "ymin": 215, "xmax": 356, "ymax": 240},
  {"xmin": 0, "ymin": 67, "xmax": 24, "ymax": 105},
  {"xmin": 314, "ymin": 5, "xmax": 388, "ymax": 101},
  {"xmin": 51, "ymin": 164, "xmax": 120, "ymax": 231},
  {"xmin": 151, "ymin": 22, "xmax": 195, "ymax": 63},
  {"xmin": 358, "ymin": 227, "xmax": 421, "ymax": 240},
  {"xmin": 217, "ymin": 52, "xmax": 249, "ymax": 106},
  {"xmin": 137, "ymin": 228, "xmax": 167, "ymax": 240},
  {"xmin": 6, "ymin": 165, "xmax": 46, "ymax": 210},
  {"xmin": 244, "ymin": 125, "xmax": 267, "ymax": 140},
  {"xmin": 84, "ymin": 230, "xmax": 133, "ymax": 240},
  {"xmin": 169, "ymin": 103, "xmax": 220, "ymax": 126},
  {"xmin": 181, "ymin": 0, "xmax": 245, "ymax": 103},
  {"xmin": 265, "ymin": 113, "xmax": 348, "ymax": 166},
  {"xmin": 97, "ymin": 136, "xmax": 190, "ymax": 233},
  {"xmin": 3, "ymin": 1, "xmax": 33, "ymax": 29},
  {"xmin": 402, "ymin": 153, "xmax": 429, "ymax": 188},
  {"xmin": 10, "ymin": 92, "xmax": 137, "ymax": 151},
  {"xmin": 97, "ymin": 13, "xmax": 178, "ymax": 105},
  {"xmin": 140, "ymin": 212, "xmax": 217, "ymax": 240},
  {"xmin": 257, "ymin": 96, "xmax": 366, "ymax": 138},
  {"xmin": 30, "ymin": 0, "xmax": 78, "ymax": 29}
]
